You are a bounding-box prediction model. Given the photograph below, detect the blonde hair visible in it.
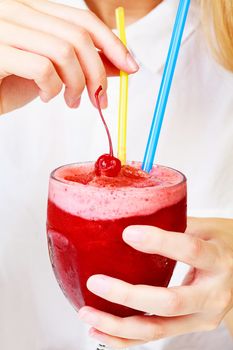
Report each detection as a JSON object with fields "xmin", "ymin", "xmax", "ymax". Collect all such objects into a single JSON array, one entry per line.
[{"xmin": 201, "ymin": 0, "xmax": 233, "ymax": 71}]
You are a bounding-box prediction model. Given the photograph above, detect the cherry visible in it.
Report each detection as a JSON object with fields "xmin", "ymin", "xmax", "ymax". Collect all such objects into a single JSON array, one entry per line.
[
  {"xmin": 94, "ymin": 86, "xmax": 122, "ymax": 177},
  {"xmin": 95, "ymin": 154, "xmax": 121, "ymax": 177}
]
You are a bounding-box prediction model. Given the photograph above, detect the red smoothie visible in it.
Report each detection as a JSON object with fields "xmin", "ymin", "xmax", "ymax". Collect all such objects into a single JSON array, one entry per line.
[{"xmin": 47, "ymin": 162, "xmax": 186, "ymax": 317}]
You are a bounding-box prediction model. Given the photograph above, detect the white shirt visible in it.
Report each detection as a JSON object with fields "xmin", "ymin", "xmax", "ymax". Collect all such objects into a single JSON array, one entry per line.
[{"xmin": 0, "ymin": 0, "xmax": 232, "ymax": 349}]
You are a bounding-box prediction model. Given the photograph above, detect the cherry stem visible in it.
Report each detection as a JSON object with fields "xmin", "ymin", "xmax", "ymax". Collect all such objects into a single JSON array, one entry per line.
[{"xmin": 95, "ymin": 86, "xmax": 113, "ymax": 157}]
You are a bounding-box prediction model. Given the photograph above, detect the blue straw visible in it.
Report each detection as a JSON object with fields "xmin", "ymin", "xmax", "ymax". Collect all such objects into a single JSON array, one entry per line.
[{"xmin": 142, "ymin": 0, "xmax": 191, "ymax": 172}]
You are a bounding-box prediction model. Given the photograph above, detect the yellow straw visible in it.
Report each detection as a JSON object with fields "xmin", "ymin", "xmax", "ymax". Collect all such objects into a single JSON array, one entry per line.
[{"xmin": 115, "ymin": 7, "xmax": 128, "ymax": 164}]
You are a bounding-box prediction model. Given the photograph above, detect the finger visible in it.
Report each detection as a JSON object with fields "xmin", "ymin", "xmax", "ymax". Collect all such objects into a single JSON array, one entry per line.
[
  {"xmin": 79, "ymin": 306, "xmax": 220, "ymax": 346},
  {"xmin": 18, "ymin": 0, "xmax": 139, "ymax": 73},
  {"xmin": 79, "ymin": 306, "xmax": 160, "ymax": 341},
  {"xmin": 87, "ymin": 275, "xmax": 207, "ymax": 316},
  {"xmin": 187, "ymin": 218, "xmax": 233, "ymax": 276},
  {"xmin": 123, "ymin": 226, "xmax": 222, "ymax": 271},
  {"xmin": 89, "ymin": 328, "xmax": 144, "ymax": 349},
  {"xmin": 0, "ymin": 44, "xmax": 62, "ymax": 103},
  {"xmin": 99, "ymin": 52, "xmax": 119, "ymax": 76},
  {"xmin": 0, "ymin": 20, "xmax": 85, "ymax": 108},
  {"xmin": 66, "ymin": 31, "xmax": 108, "ymax": 108},
  {"xmin": 2, "ymin": 3, "xmax": 106, "ymax": 107},
  {"xmin": 187, "ymin": 217, "xmax": 215, "ymax": 239}
]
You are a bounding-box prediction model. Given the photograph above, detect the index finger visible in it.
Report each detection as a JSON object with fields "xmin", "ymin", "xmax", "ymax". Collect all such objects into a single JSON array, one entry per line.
[
  {"xmin": 123, "ymin": 226, "xmax": 222, "ymax": 271},
  {"xmin": 20, "ymin": 0, "xmax": 139, "ymax": 73},
  {"xmin": 87, "ymin": 275, "xmax": 207, "ymax": 316}
]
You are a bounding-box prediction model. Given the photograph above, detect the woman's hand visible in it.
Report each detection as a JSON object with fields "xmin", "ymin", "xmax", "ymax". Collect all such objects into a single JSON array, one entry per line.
[
  {"xmin": 0, "ymin": 0, "xmax": 138, "ymax": 114},
  {"xmin": 78, "ymin": 218, "xmax": 233, "ymax": 348}
]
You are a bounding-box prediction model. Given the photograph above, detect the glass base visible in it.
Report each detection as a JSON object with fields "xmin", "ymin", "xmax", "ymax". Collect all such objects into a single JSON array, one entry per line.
[
  {"xmin": 96, "ymin": 344, "xmax": 106, "ymax": 350},
  {"xmin": 96, "ymin": 343, "xmax": 129, "ymax": 350}
]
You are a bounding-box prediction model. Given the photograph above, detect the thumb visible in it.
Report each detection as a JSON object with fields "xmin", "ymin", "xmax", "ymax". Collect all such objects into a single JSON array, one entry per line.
[{"xmin": 99, "ymin": 52, "xmax": 139, "ymax": 77}]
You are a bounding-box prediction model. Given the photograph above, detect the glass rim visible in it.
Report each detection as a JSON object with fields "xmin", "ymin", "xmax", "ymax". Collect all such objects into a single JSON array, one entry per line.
[{"xmin": 50, "ymin": 161, "xmax": 187, "ymax": 190}]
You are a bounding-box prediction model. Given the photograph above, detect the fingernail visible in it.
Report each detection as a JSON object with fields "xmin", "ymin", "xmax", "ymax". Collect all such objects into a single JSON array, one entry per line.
[
  {"xmin": 72, "ymin": 97, "xmax": 81, "ymax": 108},
  {"xmin": 87, "ymin": 275, "xmax": 110, "ymax": 295},
  {"xmin": 123, "ymin": 227, "xmax": 144, "ymax": 243},
  {"xmin": 126, "ymin": 53, "xmax": 139, "ymax": 72},
  {"xmin": 99, "ymin": 92, "xmax": 108, "ymax": 109},
  {"xmin": 40, "ymin": 92, "xmax": 50, "ymax": 103},
  {"xmin": 68, "ymin": 97, "xmax": 81, "ymax": 108},
  {"xmin": 78, "ymin": 309, "xmax": 99, "ymax": 326}
]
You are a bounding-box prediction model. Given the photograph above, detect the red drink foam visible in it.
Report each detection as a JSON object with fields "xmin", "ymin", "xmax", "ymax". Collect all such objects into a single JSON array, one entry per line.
[{"xmin": 47, "ymin": 163, "xmax": 187, "ymax": 317}]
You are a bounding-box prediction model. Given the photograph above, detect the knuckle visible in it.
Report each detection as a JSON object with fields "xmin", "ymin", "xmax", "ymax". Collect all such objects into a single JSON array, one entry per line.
[
  {"xmin": 148, "ymin": 323, "xmax": 165, "ymax": 341},
  {"xmin": 76, "ymin": 26, "xmax": 90, "ymax": 42},
  {"xmin": 68, "ymin": 73, "xmax": 86, "ymax": 95},
  {"xmin": 166, "ymin": 289, "xmax": 182, "ymax": 315},
  {"xmin": 216, "ymin": 290, "xmax": 233, "ymax": 312},
  {"xmin": 54, "ymin": 81, "xmax": 63, "ymax": 95},
  {"xmin": 76, "ymin": 74, "xmax": 86, "ymax": 93},
  {"xmin": 64, "ymin": 25, "xmax": 90, "ymax": 48},
  {"xmin": 121, "ymin": 286, "xmax": 131, "ymax": 306},
  {"xmin": 156, "ymin": 235, "xmax": 166, "ymax": 252},
  {"xmin": 56, "ymin": 43, "xmax": 74, "ymax": 64},
  {"xmin": 188, "ymin": 237, "xmax": 202, "ymax": 263},
  {"xmin": 36, "ymin": 59, "xmax": 54, "ymax": 82},
  {"xmin": 108, "ymin": 322, "xmax": 120, "ymax": 337}
]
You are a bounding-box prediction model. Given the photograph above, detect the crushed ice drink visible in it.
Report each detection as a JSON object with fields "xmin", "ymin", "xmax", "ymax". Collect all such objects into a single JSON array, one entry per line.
[{"xmin": 47, "ymin": 162, "xmax": 186, "ymax": 317}]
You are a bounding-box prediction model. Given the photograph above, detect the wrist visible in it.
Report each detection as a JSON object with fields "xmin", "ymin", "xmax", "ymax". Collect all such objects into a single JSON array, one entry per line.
[{"xmin": 224, "ymin": 307, "xmax": 233, "ymax": 337}]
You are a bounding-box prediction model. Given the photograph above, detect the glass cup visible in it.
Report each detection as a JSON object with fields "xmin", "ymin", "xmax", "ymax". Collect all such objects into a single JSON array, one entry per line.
[{"xmin": 47, "ymin": 162, "xmax": 187, "ymax": 348}]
